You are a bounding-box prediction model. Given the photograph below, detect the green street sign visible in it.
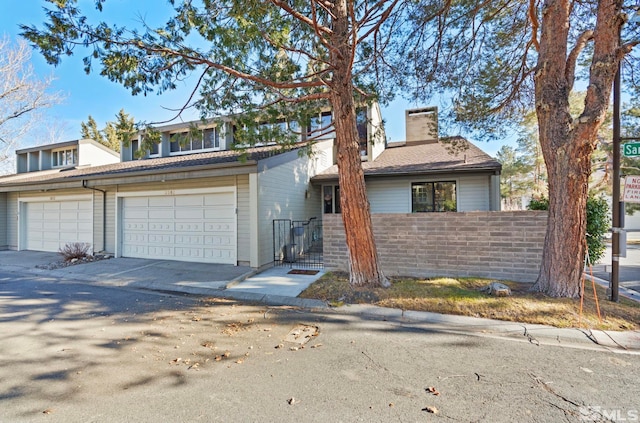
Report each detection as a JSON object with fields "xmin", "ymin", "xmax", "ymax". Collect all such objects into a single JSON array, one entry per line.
[{"xmin": 623, "ymin": 142, "xmax": 640, "ymax": 157}]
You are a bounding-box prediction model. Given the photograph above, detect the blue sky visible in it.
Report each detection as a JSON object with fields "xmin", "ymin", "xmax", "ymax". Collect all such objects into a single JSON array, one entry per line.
[{"xmin": 1, "ymin": 1, "xmax": 505, "ymax": 156}]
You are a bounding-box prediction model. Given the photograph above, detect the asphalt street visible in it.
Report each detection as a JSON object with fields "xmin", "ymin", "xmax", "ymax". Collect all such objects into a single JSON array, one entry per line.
[{"xmin": 1, "ymin": 271, "xmax": 639, "ymax": 423}]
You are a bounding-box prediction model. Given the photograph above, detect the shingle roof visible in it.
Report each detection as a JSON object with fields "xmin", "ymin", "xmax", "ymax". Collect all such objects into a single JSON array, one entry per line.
[
  {"xmin": 311, "ymin": 136, "xmax": 501, "ymax": 182},
  {"xmin": 0, "ymin": 143, "xmax": 297, "ymax": 188}
]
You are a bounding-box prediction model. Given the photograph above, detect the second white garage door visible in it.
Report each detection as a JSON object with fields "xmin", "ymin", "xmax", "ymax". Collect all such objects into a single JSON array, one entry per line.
[{"xmin": 121, "ymin": 191, "xmax": 237, "ymax": 265}]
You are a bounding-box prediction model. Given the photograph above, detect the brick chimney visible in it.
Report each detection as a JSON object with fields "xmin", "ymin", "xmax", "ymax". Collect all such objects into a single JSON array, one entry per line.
[{"xmin": 405, "ymin": 107, "xmax": 438, "ymax": 144}]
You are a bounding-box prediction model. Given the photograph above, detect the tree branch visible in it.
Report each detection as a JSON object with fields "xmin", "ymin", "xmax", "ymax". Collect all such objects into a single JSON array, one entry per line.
[
  {"xmin": 269, "ymin": 0, "xmax": 333, "ymax": 35},
  {"xmin": 565, "ymin": 30, "xmax": 593, "ymax": 91}
]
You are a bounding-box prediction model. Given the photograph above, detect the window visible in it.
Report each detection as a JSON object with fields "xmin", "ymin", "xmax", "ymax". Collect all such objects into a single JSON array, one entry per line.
[
  {"xmin": 149, "ymin": 141, "xmax": 160, "ymax": 156},
  {"xmin": 52, "ymin": 148, "xmax": 78, "ymax": 167},
  {"xmin": 170, "ymin": 128, "xmax": 220, "ymax": 154},
  {"xmin": 309, "ymin": 111, "xmax": 334, "ymax": 139},
  {"xmin": 356, "ymin": 108, "xmax": 368, "ymax": 157},
  {"xmin": 323, "ymin": 185, "xmax": 341, "ymax": 214},
  {"xmin": 411, "ymin": 182, "xmax": 457, "ymax": 212}
]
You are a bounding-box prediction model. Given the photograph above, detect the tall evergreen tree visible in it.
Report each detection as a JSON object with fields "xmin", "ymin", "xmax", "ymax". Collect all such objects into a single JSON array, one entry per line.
[
  {"xmin": 401, "ymin": 0, "xmax": 639, "ymax": 297},
  {"xmin": 21, "ymin": 0, "xmax": 415, "ymax": 288}
]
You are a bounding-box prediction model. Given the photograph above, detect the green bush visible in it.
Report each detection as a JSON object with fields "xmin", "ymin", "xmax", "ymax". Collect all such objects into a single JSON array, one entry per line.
[{"xmin": 527, "ymin": 195, "xmax": 610, "ymax": 265}]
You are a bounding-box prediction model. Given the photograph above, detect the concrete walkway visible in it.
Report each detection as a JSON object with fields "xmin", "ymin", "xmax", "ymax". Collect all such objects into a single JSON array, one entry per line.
[{"xmin": 1, "ymin": 250, "xmax": 639, "ymax": 352}]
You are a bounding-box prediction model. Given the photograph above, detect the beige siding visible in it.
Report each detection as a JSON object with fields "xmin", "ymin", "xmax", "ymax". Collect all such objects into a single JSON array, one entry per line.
[
  {"xmin": 366, "ymin": 174, "xmax": 493, "ymax": 213},
  {"xmin": 235, "ymin": 175, "xmax": 250, "ymax": 264},
  {"xmin": 0, "ymin": 193, "xmax": 6, "ymax": 249},
  {"xmin": 7, "ymin": 192, "xmax": 18, "ymax": 249},
  {"xmin": 115, "ymin": 177, "xmax": 238, "ymax": 193},
  {"xmin": 92, "ymin": 190, "xmax": 104, "ymax": 252},
  {"xmin": 105, "ymin": 189, "xmax": 117, "ymax": 253}
]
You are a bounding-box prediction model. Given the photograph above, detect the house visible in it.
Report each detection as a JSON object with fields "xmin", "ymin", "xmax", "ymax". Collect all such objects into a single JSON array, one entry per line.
[
  {"xmin": 312, "ymin": 107, "xmax": 502, "ymax": 214},
  {"xmin": 0, "ymin": 104, "xmax": 500, "ymax": 270}
]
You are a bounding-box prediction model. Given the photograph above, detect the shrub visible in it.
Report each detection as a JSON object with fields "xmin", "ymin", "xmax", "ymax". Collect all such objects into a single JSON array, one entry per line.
[
  {"xmin": 527, "ymin": 195, "xmax": 610, "ymax": 265},
  {"xmin": 58, "ymin": 242, "xmax": 92, "ymax": 262}
]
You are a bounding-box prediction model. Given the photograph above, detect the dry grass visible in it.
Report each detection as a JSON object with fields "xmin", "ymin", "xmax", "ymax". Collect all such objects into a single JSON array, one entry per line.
[{"xmin": 299, "ymin": 272, "xmax": 640, "ymax": 331}]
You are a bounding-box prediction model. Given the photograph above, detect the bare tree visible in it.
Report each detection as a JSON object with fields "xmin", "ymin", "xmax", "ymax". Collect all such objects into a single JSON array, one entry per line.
[{"xmin": 0, "ymin": 35, "xmax": 62, "ymax": 172}]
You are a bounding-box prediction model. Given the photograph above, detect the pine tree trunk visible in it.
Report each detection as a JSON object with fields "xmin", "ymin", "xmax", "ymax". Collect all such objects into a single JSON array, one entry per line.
[
  {"xmin": 532, "ymin": 0, "xmax": 622, "ymax": 297},
  {"xmin": 329, "ymin": 0, "xmax": 389, "ymax": 288}
]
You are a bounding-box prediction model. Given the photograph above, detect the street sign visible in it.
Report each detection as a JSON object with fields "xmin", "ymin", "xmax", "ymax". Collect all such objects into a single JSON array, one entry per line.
[
  {"xmin": 623, "ymin": 175, "xmax": 640, "ymax": 203},
  {"xmin": 623, "ymin": 142, "xmax": 640, "ymax": 157}
]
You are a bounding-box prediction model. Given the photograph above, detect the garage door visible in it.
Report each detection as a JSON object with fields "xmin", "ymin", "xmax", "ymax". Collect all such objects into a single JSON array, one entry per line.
[
  {"xmin": 121, "ymin": 191, "xmax": 237, "ymax": 264},
  {"xmin": 24, "ymin": 200, "xmax": 93, "ymax": 252}
]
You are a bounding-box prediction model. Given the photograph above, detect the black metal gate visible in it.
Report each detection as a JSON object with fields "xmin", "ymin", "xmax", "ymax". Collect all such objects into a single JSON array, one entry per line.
[{"xmin": 273, "ymin": 218, "xmax": 323, "ymax": 268}]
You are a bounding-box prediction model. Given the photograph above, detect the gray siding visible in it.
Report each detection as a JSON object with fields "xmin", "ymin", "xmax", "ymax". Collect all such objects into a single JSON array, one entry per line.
[
  {"xmin": 366, "ymin": 173, "xmax": 493, "ymax": 213},
  {"xmin": 457, "ymin": 174, "xmax": 491, "ymax": 211},
  {"xmin": 257, "ymin": 143, "xmax": 333, "ymax": 266}
]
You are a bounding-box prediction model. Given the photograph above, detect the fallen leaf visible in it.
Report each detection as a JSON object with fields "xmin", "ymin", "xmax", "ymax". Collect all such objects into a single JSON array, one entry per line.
[
  {"xmin": 42, "ymin": 409, "xmax": 55, "ymax": 415},
  {"xmin": 580, "ymin": 367, "xmax": 593, "ymax": 373},
  {"xmin": 188, "ymin": 363, "xmax": 199, "ymax": 370},
  {"xmin": 170, "ymin": 358, "xmax": 182, "ymax": 364},
  {"xmin": 235, "ymin": 359, "xmax": 244, "ymax": 364},
  {"xmin": 310, "ymin": 344, "xmax": 323, "ymax": 349},
  {"xmin": 275, "ymin": 344, "xmax": 284, "ymax": 349},
  {"xmin": 287, "ymin": 397, "xmax": 296, "ymax": 405},
  {"xmin": 422, "ymin": 406, "xmax": 438, "ymax": 414},
  {"xmin": 289, "ymin": 346, "xmax": 299, "ymax": 351},
  {"xmin": 426, "ymin": 386, "xmax": 441, "ymax": 396}
]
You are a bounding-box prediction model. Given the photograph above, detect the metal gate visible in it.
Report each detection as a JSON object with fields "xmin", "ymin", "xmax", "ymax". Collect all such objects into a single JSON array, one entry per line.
[{"xmin": 273, "ymin": 218, "xmax": 323, "ymax": 268}]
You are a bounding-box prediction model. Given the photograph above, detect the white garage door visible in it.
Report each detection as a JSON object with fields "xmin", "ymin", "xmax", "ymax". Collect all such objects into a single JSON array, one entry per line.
[
  {"xmin": 24, "ymin": 200, "xmax": 93, "ymax": 252},
  {"xmin": 121, "ymin": 191, "xmax": 237, "ymax": 264}
]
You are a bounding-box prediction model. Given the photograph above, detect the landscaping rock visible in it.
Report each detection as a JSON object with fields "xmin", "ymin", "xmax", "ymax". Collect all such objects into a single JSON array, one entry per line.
[{"xmin": 481, "ymin": 282, "xmax": 512, "ymax": 297}]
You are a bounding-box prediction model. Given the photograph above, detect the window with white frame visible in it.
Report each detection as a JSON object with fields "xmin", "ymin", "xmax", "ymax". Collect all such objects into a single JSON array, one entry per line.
[
  {"xmin": 309, "ymin": 111, "xmax": 334, "ymax": 139},
  {"xmin": 52, "ymin": 148, "xmax": 78, "ymax": 167},
  {"xmin": 170, "ymin": 128, "xmax": 220, "ymax": 154}
]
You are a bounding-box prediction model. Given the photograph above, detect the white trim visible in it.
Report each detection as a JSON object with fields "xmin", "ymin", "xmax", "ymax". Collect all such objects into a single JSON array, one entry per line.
[{"xmin": 168, "ymin": 147, "xmax": 222, "ymax": 156}]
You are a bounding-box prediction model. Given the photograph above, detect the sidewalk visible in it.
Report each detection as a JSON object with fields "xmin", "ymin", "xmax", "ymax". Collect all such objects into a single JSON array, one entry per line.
[{"xmin": 1, "ymin": 250, "xmax": 639, "ymax": 353}]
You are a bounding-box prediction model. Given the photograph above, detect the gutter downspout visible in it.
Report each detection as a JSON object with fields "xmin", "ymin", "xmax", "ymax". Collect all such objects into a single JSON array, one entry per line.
[{"xmin": 82, "ymin": 180, "xmax": 107, "ymax": 253}]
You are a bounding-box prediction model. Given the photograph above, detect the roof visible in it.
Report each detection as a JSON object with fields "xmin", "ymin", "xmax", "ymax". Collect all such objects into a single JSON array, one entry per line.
[
  {"xmin": 311, "ymin": 136, "xmax": 501, "ymax": 182},
  {"xmin": 0, "ymin": 143, "xmax": 299, "ymax": 189}
]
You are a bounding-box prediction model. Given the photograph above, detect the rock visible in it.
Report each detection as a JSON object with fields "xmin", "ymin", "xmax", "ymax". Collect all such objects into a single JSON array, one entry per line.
[
  {"xmin": 481, "ymin": 282, "xmax": 512, "ymax": 297},
  {"xmin": 70, "ymin": 258, "xmax": 79, "ymax": 263}
]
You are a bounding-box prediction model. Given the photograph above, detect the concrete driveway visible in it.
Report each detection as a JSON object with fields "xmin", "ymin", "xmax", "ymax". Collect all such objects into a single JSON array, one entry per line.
[{"xmin": 0, "ymin": 250, "xmax": 325, "ymax": 302}]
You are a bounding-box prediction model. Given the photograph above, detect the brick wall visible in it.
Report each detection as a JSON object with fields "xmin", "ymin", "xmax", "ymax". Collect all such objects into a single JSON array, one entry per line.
[{"xmin": 323, "ymin": 211, "xmax": 548, "ymax": 283}]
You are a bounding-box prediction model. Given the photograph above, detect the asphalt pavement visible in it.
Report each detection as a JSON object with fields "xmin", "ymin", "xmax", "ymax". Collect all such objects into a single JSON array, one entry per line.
[
  {"xmin": 0, "ymin": 250, "xmax": 639, "ymax": 353},
  {"xmin": 1, "ymin": 277, "xmax": 639, "ymax": 422}
]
